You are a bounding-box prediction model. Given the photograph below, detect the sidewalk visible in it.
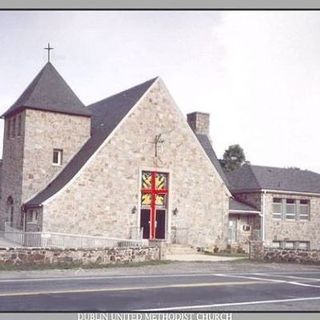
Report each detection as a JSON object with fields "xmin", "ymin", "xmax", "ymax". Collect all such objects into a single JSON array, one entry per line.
[
  {"xmin": 0, "ymin": 236, "xmax": 17, "ymax": 248},
  {"xmin": 165, "ymin": 253, "xmax": 245, "ymax": 262}
]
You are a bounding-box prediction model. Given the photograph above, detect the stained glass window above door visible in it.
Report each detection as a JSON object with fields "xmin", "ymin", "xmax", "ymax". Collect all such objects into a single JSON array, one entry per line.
[
  {"xmin": 141, "ymin": 171, "xmax": 168, "ymax": 207},
  {"xmin": 142, "ymin": 172, "xmax": 152, "ymax": 189}
]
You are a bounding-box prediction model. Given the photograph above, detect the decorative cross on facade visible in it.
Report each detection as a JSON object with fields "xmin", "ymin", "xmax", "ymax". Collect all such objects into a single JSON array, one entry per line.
[
  {"xmin": 153, "ymin": 134, "xmax": 165, "ymax": 158},
  {"xmin": 44, "ymin": 43, "xmax": 54, "ymax": 62}
]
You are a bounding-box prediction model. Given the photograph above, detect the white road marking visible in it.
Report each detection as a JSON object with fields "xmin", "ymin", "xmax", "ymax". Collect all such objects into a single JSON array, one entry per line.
[
  {"xmin": 215, "ymin": 273, "xmax": 286, "ymax": 283},
  {"xmin": 0, "ymin": 273, "xmax": 227, "ymax": 283},
  {"xmin": 215, "ymin": 273, "xmax": 320, "ymax": 288},
  {"xmin": 0, "ymin": 280, "xmax": 262, "ymax": 297},
  {"xmin": 141, "ymin": 296, "xmax": 320, "ymax": 311},
  {"xmin": 253, "ymin": 273, "xmax": 320, "ymax": 282},
  {"xmin": 1, "ymin": 271, "xmax": 320, "ymax": 283}
]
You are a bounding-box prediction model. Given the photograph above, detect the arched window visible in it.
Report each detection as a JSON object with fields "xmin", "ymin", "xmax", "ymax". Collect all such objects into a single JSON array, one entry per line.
[{"xmin": 6, "ymin": 196, "xmax": 14, "ymax": 227}]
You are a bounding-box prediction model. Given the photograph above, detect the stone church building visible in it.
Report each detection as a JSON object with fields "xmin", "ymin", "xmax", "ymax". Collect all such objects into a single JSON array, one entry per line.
[
  {"xmin": 1, "ymin": 62, "xmax": 320, "ymax": 251},
  {"xmin": 0, "ymin": 62, "xmax": 232, "ymax": 249}
]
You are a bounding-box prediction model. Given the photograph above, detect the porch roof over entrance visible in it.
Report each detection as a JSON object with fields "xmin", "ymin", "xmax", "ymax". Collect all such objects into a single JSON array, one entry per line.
[{"xmin": 229, "ymin": 198, "xmax": 260, "ymax": 215}]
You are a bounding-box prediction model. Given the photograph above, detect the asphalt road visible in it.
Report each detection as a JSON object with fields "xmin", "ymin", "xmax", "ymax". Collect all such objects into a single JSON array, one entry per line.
[{"xmin": 0, "ymin": 263, "xmax": 320, "ymax": 311}]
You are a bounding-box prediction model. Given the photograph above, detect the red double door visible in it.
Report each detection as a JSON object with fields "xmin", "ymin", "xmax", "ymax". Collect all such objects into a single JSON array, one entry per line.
[{"xmin": 140, "ymin": 171, "xmax": 168, "ymax": 240}]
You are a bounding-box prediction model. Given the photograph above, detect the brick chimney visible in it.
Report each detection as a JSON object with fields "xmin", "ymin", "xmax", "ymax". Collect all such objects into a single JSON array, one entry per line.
[{"xmin": 187, "ymin": 112, "xmax": 210, "ymax": 135}]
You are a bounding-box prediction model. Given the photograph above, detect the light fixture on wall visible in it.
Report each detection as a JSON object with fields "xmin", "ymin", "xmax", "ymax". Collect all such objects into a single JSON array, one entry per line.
[
  {"xmin": 173, "ymin": 208, "xmax": 178, "ymax": 216},
  {"xmin": 131, "ymin": 206, "xmax": 137, "ymax": 214}
]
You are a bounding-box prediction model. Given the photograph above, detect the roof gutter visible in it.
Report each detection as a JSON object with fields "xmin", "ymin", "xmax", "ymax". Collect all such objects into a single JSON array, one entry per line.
[
  {"xmin": 229, "ymin": 209, "xmax": 260, "ymax": 214},
  {"xmin": 232, "ymin": 188, "xmax": 320, "ymax": 197},
  {"xmin": 260, "ymin": 189, "xmax": 320, "ymax": 197}
]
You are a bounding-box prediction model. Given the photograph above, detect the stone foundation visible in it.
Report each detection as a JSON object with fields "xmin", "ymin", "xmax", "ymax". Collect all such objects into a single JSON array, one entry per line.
[
  {"xmin": 249, "ymin": 241, "xmax": 320, "ymax": 264},
  {"xmin": 0, "ymin": 246, "xmax": 160, "ymax": 267}
]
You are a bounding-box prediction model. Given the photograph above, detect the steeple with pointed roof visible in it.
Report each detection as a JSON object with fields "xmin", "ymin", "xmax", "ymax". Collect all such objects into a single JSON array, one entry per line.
[{"xmin": 1, "ymin": 62, "xmax": 91, "ymax": 118}]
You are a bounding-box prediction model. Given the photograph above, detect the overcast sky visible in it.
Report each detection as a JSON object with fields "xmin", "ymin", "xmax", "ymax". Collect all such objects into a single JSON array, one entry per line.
[{"xmin": 0, "ymin": 11, "xmax": 319, "ymax": 172}]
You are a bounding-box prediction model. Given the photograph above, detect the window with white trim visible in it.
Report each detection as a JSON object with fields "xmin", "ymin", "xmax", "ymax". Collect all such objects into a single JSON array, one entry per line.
[
  {"xmin": 53, "ymin": 149, "xmax": 63, "ymax": 166},
  {"xmin": 285, "ymin": 199, "xmax": 296, "ymax": 220},
  {"xmin": 273, "ymin": 240, "xmax": 310, "ymax": 250},
  {"xmin": 272, "ymin": 198, "xmax": 282, "ymax": 219},
  {"xmin": 298, "ymin": 241, "xmax": 310, "ymax": 250},
  {"xmin": 272, "ymin": 241, "xmax": 281, "ymax": 248},
  {"xmin": 299, "ymin": 200, "xmax": 310, "ymax": 220},
  {"xmin": 273, "ymin": 197, "xmax": 311, "ymax": 221},
  {"xmin": 284, "ymin": 241, "xmax": 294, "ymax": 249}
]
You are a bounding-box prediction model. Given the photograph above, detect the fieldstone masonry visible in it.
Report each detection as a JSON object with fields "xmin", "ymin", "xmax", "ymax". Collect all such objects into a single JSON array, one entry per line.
[
  {"xmin": 249, "ymin": 241, "xmax": 320, "ymax": 264},
  {"xmin": 264, "ymin": 193, "xmax": 320, "ymax": 249},
  {"xmin": 234, "ymin": 192, "xmax": 320, "ymax": 250},
  {"xmin": 0, "ymin": 246, "xmax": 160, "ymax": 266},
  {"xmin": 187, "ymin": 112, "xmax": 210, "ymax": 136},
  {"xmin": 0, "ymin": 109, "xmax": 90, "ymax": 231},
  {"xmin": 43, "ymin": 79, "xmax": 230, "ymax": 249}
]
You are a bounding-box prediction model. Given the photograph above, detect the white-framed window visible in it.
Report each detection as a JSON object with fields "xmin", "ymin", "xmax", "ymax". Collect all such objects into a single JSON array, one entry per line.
[
  {"xmin": 298, "ymin": 241, "xmax": 310, "ymax": 250},
  {"xmin": 272, "ymin": 241, "xmax": 281, "ymax": 248},
  {"xmin": 27, "ymin": 210, "xmax": 39, "ymax": 224},
  {"xmin": 284, "ymin": 241, "xmax": 295, "ymax": 249},
  {"xmin": 52, "ymin": 149, "xmax": 63, "ymax": 165},
  {"xmin": 272, "ymin": 198, "xmax": 282, "ymax": 219},
  {"xmin": 299, "ymin": 200, "xmax": 310, "ymax": 220},
  {"xmin": 285, "ymin": 199, "xmax": 296, "ymax": 220}
]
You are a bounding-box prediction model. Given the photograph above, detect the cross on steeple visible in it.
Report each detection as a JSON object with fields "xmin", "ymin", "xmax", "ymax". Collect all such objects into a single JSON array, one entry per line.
[{"xmin": 44, "ymin": 43, "xmax": 54, "ymax": 62}]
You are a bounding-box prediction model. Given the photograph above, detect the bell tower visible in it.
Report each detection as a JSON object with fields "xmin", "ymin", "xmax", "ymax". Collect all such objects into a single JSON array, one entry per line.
[{"xmin": 0, "ymin": 61, "xmax": 91, "ymax": 230}]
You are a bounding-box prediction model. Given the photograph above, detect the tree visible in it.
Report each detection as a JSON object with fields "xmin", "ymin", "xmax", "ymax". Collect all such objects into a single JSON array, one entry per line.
[{"xmin": 220, "ymin": 144, "xmax": 246, "ymax": 172}]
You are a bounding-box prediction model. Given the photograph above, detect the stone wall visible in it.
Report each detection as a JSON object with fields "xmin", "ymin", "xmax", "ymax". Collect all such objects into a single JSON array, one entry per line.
[
  {"xmin": 263, "ymin": 247, "xmax": 320, "ymax": 264},
  {"xmin": 264, "ymin": 192, "xmax": 320, "ymax": 250},
  {"xmin": 249, "ymin": 241, "xmax": 264, "ymax": 260},
  {"xmin": 0, "ymin": 246, "xmax": 160, "ymax": 267},
  {"xmin": 23, "ymin": 109, "xmax": 91, "ymax": 202},
  {"xmin": 249, "ymin": 241, "xmax": 320, "ymax": 264},
  {"xmin": 43, "ymin": 79, "xmax": 230, "ymax": 249},
  {"xmin": 0, "ymin": 110, "xmax": 25, "ymax": 230},
  {"xmin": 0, "ymin": 109, "xmax": 91, "ymax": 231}
]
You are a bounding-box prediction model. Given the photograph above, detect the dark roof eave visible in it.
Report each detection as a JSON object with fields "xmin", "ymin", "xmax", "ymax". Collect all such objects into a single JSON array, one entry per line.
[
  {"xmin": 1, "ymin": 105, "xmax": 91, "ymax": 119},
  {"xmin": 232, "ymin": 188, "xmax": 320, "ymax": 195}
]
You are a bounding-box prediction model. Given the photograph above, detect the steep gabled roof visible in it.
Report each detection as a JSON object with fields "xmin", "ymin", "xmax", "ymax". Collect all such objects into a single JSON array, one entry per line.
[
  {"xmin": 226, "ymin": 163, "xmax": 320, "ymax": 194},
  {"xmin": 2, "ymin": 62, "xmax": 90, "ymax": 118},
  {"xmin": 25, "ymin": 77, "xmax": 158, "ymax": 208},
  {"xmin": 195, "ymin": 134, "xmax": 230, "ymax": 188}
]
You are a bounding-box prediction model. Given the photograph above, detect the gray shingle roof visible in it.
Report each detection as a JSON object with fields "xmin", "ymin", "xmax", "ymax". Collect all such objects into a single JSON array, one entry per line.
[
  {"xmin": 25, "ymin": 77, "xmax": 158, "ymax": 208},
  {"xmin": 226, "ymin": 163, "xmax": 320, "ymax": 194},
  {"xmin": 2, "ymin": 62, "xmax": 90, "ymax": 118},
  {"xmin": 229, "ymin": 198, "xmax": 260, "ymax": 214},
  {"xmin": 195, "ymin": 134, "xmax": 230, "ymax": 188}
]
